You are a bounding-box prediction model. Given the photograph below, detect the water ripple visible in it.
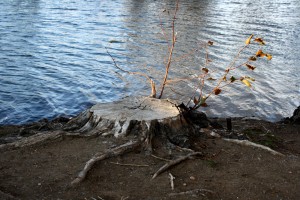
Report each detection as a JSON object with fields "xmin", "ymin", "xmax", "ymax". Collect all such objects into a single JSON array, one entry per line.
[{"xmin": 0, "ymin": 0, "xmax": 299, "ymax": 124}]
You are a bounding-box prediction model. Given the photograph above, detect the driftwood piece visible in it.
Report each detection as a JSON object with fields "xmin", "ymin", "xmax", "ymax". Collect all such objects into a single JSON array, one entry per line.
[{"xmin": 152, "ymin": 152, "xmax": 203, "ymax": 179}]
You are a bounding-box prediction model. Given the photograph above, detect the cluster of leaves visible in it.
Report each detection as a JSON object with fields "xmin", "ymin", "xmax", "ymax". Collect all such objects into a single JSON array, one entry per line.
[{"xmin": 191, "ymin": 35, "xmax": 272, "ymax": 109}]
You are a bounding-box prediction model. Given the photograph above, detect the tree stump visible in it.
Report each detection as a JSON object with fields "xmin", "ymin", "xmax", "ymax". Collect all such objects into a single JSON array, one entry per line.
[
  {"xmin": 64, "ymin": 96, "xmax": 209, "ymax": 184},
  {"xmin": 65, "ymin": 96, "xmax": 209, "ymax": 148}
]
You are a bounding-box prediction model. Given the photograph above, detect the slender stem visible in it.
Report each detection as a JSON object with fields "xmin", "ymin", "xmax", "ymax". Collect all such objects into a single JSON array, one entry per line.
[
  {"xmin": 158, "ymin": 0, "xmax": 179, "ymax": 99},
  {"xmin": 228, "ymin": 45, "xmax": 248, "ymax": 70},
  {"xmin": 159, "ymin": 15, "xmax": 171, "ymax": 53}
]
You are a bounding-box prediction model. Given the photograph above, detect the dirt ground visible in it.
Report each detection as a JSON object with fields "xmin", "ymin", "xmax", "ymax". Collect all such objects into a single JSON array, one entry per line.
[{"xmin": 0, "ymin": 118, "xmax": 299, "ymax": 200}]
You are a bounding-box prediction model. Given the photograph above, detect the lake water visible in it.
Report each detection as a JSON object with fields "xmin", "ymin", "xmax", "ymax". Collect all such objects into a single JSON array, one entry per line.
[{"xmin": 0, "ymin": 0, "xmax": 299, "ymax": 125}]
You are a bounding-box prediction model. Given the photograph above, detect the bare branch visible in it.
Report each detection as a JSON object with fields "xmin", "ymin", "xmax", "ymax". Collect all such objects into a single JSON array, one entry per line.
[
  {"xmin": 158, "ymin": 0, "xmax": 180, "ymax": 99},
  {"xmin": 106, "ymin": 48, "xmax": 157, "ymax": 98}
]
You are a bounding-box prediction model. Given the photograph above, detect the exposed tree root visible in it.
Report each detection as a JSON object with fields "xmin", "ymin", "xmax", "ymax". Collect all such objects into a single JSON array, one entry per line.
[
  {"xmin": 71, "ymin": 139, "xmax": 143, "ymax": 185},
  {"xmin": 223, "ymin": 138, "xmax": 284, "ymax": 156},
  {"xmin": 152, "ymin": 152, "xmax": 203, "ymax": 179}
]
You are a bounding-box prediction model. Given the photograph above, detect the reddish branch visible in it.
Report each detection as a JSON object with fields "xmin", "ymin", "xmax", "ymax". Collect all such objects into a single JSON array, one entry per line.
[{"xmin": 158, "ymin": 0, "xmax": 179, "ymax": 99}]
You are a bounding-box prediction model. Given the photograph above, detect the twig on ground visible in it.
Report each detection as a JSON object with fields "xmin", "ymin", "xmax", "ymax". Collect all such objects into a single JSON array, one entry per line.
[
  {"xmin": 168, "ymin": 188, "xmax": 214, "ymax": 197},
  {"xmin": 151, "ymin": 154, "xmax": 171, "ymax": 162},
  {"xmin": 71, "ymin": 140, "xmax": 143, "ymax": 185},
  {"xmin": 222, "ymin": 138, "xmax": 284, "ymax": 156},
  {"xmin": 152, "ymin": 152, "xmax": 203, "ymax": 179},
  {"xmin": 169, "ymin": 173, "xmax": 175, "ymax": 190},
  {"xmin": 110, "ymin": 162, "xmax": 149, "ymax": 167},
  {"xmin": 174, "ymin": 145, "xmax": 195, "ymax": 152}
]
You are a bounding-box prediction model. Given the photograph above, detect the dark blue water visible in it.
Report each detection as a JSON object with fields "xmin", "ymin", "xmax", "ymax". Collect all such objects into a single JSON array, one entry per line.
[{"xmin": 1, "ymin": 0, "xmax": 299, "ymax": 124}]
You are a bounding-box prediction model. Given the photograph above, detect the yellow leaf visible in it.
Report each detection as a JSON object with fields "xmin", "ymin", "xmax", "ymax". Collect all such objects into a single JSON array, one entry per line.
[
  {"xmin": 256, "ymin": 49, "xmax": 266, "ymax": 57},
  {"xmin": 245, "ymin": 34, "xmax": 254, "ymax": 45},
  {"xmin": 242, "ymin": 79, "xmax": 252, "ymax": 88},
  {"xmin": 266, "ymin": 54, "xmax": 272, "ymax": 60}
]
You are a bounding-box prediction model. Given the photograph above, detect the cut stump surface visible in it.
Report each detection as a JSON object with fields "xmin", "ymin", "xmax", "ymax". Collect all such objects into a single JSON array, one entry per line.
[{"xmin": 70, "ymin": 96, "xmax": 181, "ymax": 137}]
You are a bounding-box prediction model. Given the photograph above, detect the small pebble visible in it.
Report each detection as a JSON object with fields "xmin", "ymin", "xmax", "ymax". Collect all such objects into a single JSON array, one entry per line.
[{"xmin": 189, "ymin": 176, "xmax": 195, "ymax": 180}]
